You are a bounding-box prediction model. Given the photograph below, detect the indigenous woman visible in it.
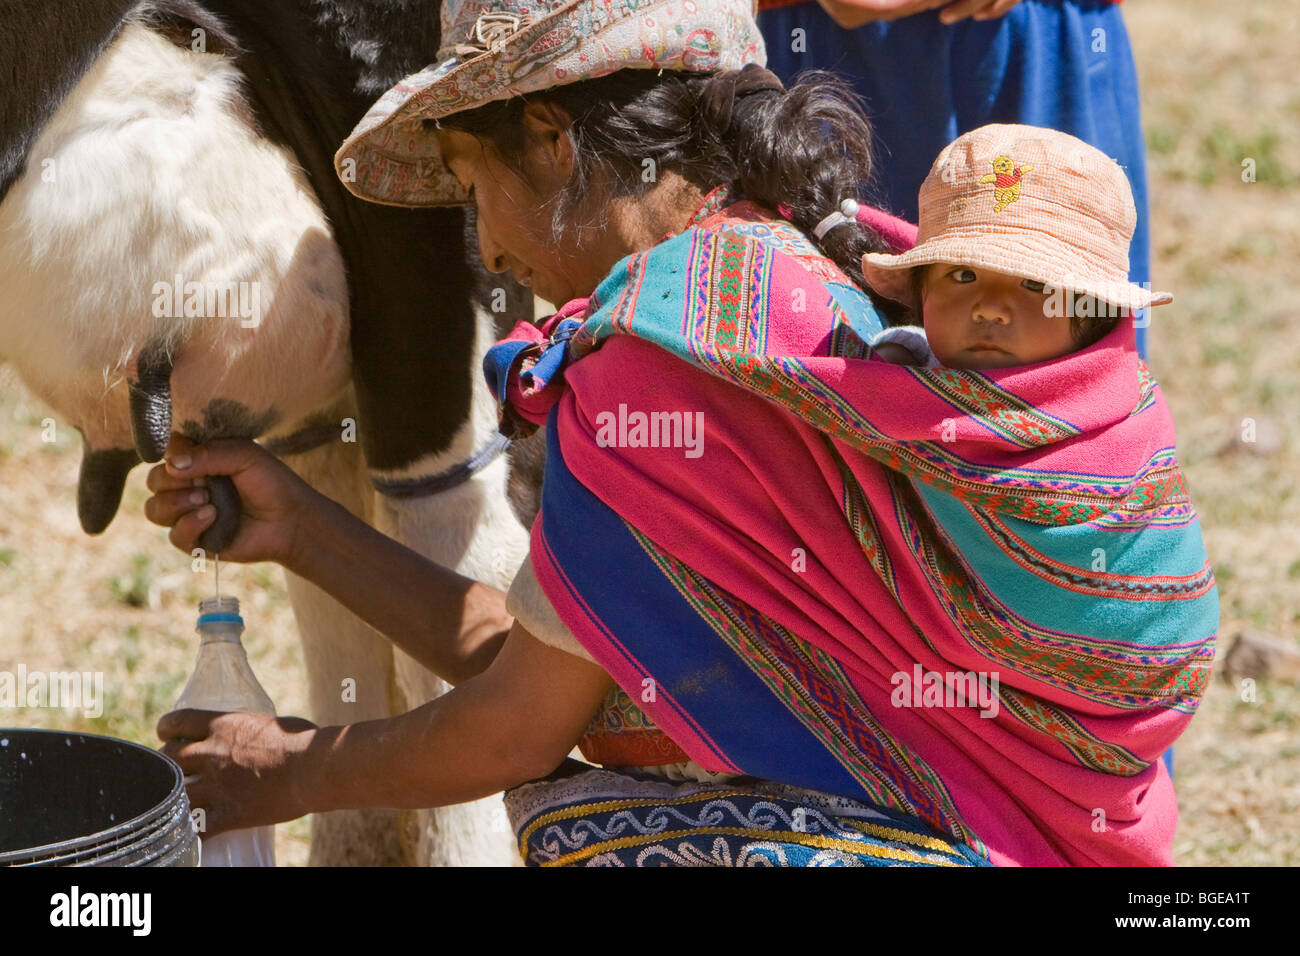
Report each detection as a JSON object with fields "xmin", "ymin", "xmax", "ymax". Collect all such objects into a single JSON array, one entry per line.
[{"xmin": 149, "ymin": 0, "xmax": 1215, "ymax": 866}]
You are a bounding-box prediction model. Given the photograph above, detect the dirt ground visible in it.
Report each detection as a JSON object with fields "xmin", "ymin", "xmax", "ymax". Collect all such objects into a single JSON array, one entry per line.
[{"xmin": 1, "ymin": 0, "xmax": 1295, "ymax": 866}]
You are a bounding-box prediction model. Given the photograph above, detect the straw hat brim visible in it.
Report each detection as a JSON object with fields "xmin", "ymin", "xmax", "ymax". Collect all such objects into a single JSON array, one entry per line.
[
  {"xmin": 333, "ymin": 0, "xmax": 765, "ymax": 208},
  {"xmin": 861, "ymin": 231, "xmax": 1172, "ymax": 315},
  {"xmin": 332, "ymin": 2, "xmax": 585, "ymax": 209},
  {"xmin": 334, "ymin": 57, "xmax": 471, "ymax": 208}
]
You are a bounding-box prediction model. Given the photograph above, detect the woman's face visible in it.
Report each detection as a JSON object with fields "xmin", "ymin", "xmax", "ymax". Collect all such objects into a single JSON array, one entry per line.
[{"xmin": 437, "ymin": 120, "xmax": 610, "ymax": 308}]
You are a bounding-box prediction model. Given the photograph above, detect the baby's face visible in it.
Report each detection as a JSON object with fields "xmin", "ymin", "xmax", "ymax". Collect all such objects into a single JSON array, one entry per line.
[{"xmin": 919, "ymin": 264, "xmax": 1078, "ymax": 369}]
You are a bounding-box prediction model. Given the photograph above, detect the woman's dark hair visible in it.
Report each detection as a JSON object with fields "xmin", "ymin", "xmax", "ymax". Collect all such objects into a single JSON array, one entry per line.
[
  {"xmin": 908, "ymin": 265, "xmax": 1123, "ymax": 350},
  {"xmin": 436, "ymin": 66, "xmax": 908, "ymax": 323}
]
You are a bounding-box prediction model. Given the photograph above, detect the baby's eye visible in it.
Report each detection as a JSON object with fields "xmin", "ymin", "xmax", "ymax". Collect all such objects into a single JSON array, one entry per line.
[
  {"xmin": 948, "ymin": 268, "xmax": 977, "ymax": 283},
  {"xmin": 1022, "ymin": 279, "xmax": 1047, "ymax": 293}
]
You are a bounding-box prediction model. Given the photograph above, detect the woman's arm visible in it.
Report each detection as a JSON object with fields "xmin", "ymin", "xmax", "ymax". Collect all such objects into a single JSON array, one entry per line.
[
  {"xmin": 148, "ymin": 435, "xmax": 513, "ymax": 686},
  {"xmin": 158, "ymin": 622, "xmax": 616, "ymax": 833},
  {"xmin": 285, "ymin": 489, "xmax": 513, "ymax": 686}
]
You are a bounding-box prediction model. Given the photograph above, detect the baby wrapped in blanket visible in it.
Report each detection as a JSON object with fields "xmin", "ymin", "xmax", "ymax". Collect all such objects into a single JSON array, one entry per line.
[
  {"xmin": 842, "ymin": 123, "xmax": 1214, "ymax": 857},
  {"xmin": 862, "ymin": 124, "xmax": 1170, "ymax": 373}
]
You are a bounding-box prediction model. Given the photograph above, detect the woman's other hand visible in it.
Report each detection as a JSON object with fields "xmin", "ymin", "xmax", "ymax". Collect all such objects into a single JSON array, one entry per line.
[
  {"xmin": 158, "ymin": 710, "xmax": 319, "ymax": 836},
  {"xmin": 158, "ymin": 624, "xmax": 616, "ymax": 825},
  {"xmin": 144, "ymin": 434, "xmax": 314, "ymax": 566}
]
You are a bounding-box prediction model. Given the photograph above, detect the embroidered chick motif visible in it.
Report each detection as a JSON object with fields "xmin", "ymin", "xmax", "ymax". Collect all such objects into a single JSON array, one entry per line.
[{"xmin": 979, "ymin": 155, "xmax": 1033, "ymax": 212}]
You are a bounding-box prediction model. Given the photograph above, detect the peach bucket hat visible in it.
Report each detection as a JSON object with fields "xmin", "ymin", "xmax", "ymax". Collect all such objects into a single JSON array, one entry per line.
[{"xmin": 860, "ymin": 124, "xmax": 1172, "ymax": 315}]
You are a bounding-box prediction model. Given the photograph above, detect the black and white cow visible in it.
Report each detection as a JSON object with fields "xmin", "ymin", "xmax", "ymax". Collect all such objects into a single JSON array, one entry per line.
[{"xmin": 0, "ymin": 0, "xmax": 544, "ymax": 865}]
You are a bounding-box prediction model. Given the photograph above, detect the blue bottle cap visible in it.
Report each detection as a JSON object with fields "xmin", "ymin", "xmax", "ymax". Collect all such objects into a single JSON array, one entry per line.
[
  {"xmin": 197, "ymin": 612, "xmax": 244, "ymax": 626},
  {"xmin": 197, "ymin": 596, "xmax": 242, "ymax": 627}
]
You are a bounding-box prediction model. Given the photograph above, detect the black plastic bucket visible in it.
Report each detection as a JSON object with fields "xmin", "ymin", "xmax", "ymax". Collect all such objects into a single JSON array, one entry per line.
[{"xmin": 0, "ymin": 728, "xmax": 199, "ymax": 866}]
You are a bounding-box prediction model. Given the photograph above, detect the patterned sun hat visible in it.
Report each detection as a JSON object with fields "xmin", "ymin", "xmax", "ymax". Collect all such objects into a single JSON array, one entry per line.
[
  {"xmin": 860, "ymin": 124, "xmax": 1172, "ymax": 315},
  {"xmin": 334, "ymin": 0, "xmax": 767, "ymax": 208}
]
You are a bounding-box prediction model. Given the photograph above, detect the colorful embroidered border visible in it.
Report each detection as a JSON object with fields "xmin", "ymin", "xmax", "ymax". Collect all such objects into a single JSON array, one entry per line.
[
  {"xmin": 972, "ymin": 506, "xmax": 1216, "ymax": 602},
  {"xmin": 709, "ymin": 214, "xmax": 855, "ymax": 287},
  {"xmin": 779, "ymin": 623, "xmax": 988, "ymax": 857},
  {"xmin": 1000, "ymin": 689, "xmax": 1150, "ymax": 775},
  {"xmin": 506, "ymin": 772, "xmax": 987, "ymax": 867},
  {"xmin": 1135, "ymin": 361, "xmax": 1158, "ymax": 413},
  {"xmin": 883, "ymin": 481, "xmax": 1210, "ymax": 767},
  {"xmin": 823, "ymin": 434, "xmax": 902, "ymax": 602},
  {"xmin": 910, "ymin": 367, "xmax": 1083, "ymax": 448},
  {"xmin": 707, "ymin": 348, "xmax": 1187, "ymax": 525},
  {"xmin": 892, "ymin": 478, "xmax": 1215, "ymax": 711},
  {"xmin": 707, "ymin": 233, "xmax": 757, "ymax": 351}
]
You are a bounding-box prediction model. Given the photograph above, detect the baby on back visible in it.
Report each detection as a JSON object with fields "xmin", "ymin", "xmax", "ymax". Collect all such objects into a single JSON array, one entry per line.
[{"xmin": 859, "ymin": 124, "xmax": 1170, "ymax": 369}]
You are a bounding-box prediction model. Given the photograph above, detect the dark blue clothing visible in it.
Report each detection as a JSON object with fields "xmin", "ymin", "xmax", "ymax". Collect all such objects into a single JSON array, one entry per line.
[{"xmin": 759, "ymin": 0, "xmax": 1151, "ymax": 356}]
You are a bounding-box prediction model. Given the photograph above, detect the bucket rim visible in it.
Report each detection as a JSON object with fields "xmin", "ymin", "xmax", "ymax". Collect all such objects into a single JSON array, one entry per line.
[
  {"xmin": 29, "ymin": 798, "xmax": 193, "ymax": 867},
  {"xmin": 0, "ymin": 728, "xmax": 190, "ymax": 867}
]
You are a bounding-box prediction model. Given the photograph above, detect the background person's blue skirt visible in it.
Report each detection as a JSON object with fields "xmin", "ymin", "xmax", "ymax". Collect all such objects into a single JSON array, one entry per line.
[{"xmin": 759, "ymin": 0, "xmax": 1151, "ymax": 357}]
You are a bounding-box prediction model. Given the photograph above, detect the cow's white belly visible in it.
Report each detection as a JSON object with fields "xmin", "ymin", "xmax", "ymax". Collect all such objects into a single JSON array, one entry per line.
[{"xmin": 0, "ymin": 20, "xmax": 351, "ymax": 448}]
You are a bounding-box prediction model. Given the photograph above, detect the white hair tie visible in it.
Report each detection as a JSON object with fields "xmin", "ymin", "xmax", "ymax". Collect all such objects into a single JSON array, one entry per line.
[{"xmin": 812, "ymin": 198, "xmax": 861, "ymax": 239}]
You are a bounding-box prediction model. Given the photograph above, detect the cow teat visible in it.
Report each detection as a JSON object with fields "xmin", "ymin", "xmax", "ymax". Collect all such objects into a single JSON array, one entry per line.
[
  {"xmin": 76, "ymin": 436, "xmax": 140, "ymax": 535},
  {"xmin": 127, "ymin": 341, "xmax": 174, "ymax": 463}
]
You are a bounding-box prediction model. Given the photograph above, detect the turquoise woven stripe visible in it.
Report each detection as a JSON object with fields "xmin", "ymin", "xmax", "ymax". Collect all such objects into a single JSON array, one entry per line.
[{"xmin": 915, "ymin": 481, "xmax": 1219, "ymax": 653}]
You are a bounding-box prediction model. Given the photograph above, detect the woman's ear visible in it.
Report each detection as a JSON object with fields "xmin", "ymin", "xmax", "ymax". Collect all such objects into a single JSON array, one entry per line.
[{"xmin": 520, "ymin": 99, "xmax": 575, "ymax": 181}]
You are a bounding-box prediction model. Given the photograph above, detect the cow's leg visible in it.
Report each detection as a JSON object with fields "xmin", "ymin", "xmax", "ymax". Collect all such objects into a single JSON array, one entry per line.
[
  {"xmin": 371, "ymin": 305, "xmax": 530, "ymax": 867},
  {"xmin": 285, "ymin": 572, "xmax": 411, "ymax": 866},
  {"xmin": 264, "ymin": 392, "xmax": 411, "ymax": 865}
]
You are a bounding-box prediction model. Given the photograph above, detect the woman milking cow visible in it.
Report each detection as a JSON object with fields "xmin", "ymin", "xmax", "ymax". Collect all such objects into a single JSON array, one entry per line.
[{"xmin": 146, "ymin": 0, "xmax": 1217, "ymax": 866}]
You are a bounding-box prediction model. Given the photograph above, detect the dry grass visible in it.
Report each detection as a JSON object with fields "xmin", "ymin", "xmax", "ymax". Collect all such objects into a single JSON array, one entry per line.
[
  {"xmin": 1, "ymin": 0, "xmax": 1295, "ymax": 866},
  {"xmin": 1127, "ymin": 0, "xmax": 1300, "ymax": 866}
]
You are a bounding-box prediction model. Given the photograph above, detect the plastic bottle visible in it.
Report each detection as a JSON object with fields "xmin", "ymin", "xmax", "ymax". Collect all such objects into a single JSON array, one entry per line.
[{"xmin": 174, "ymin": 595, "xmax": 277, "ymax": 866}]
